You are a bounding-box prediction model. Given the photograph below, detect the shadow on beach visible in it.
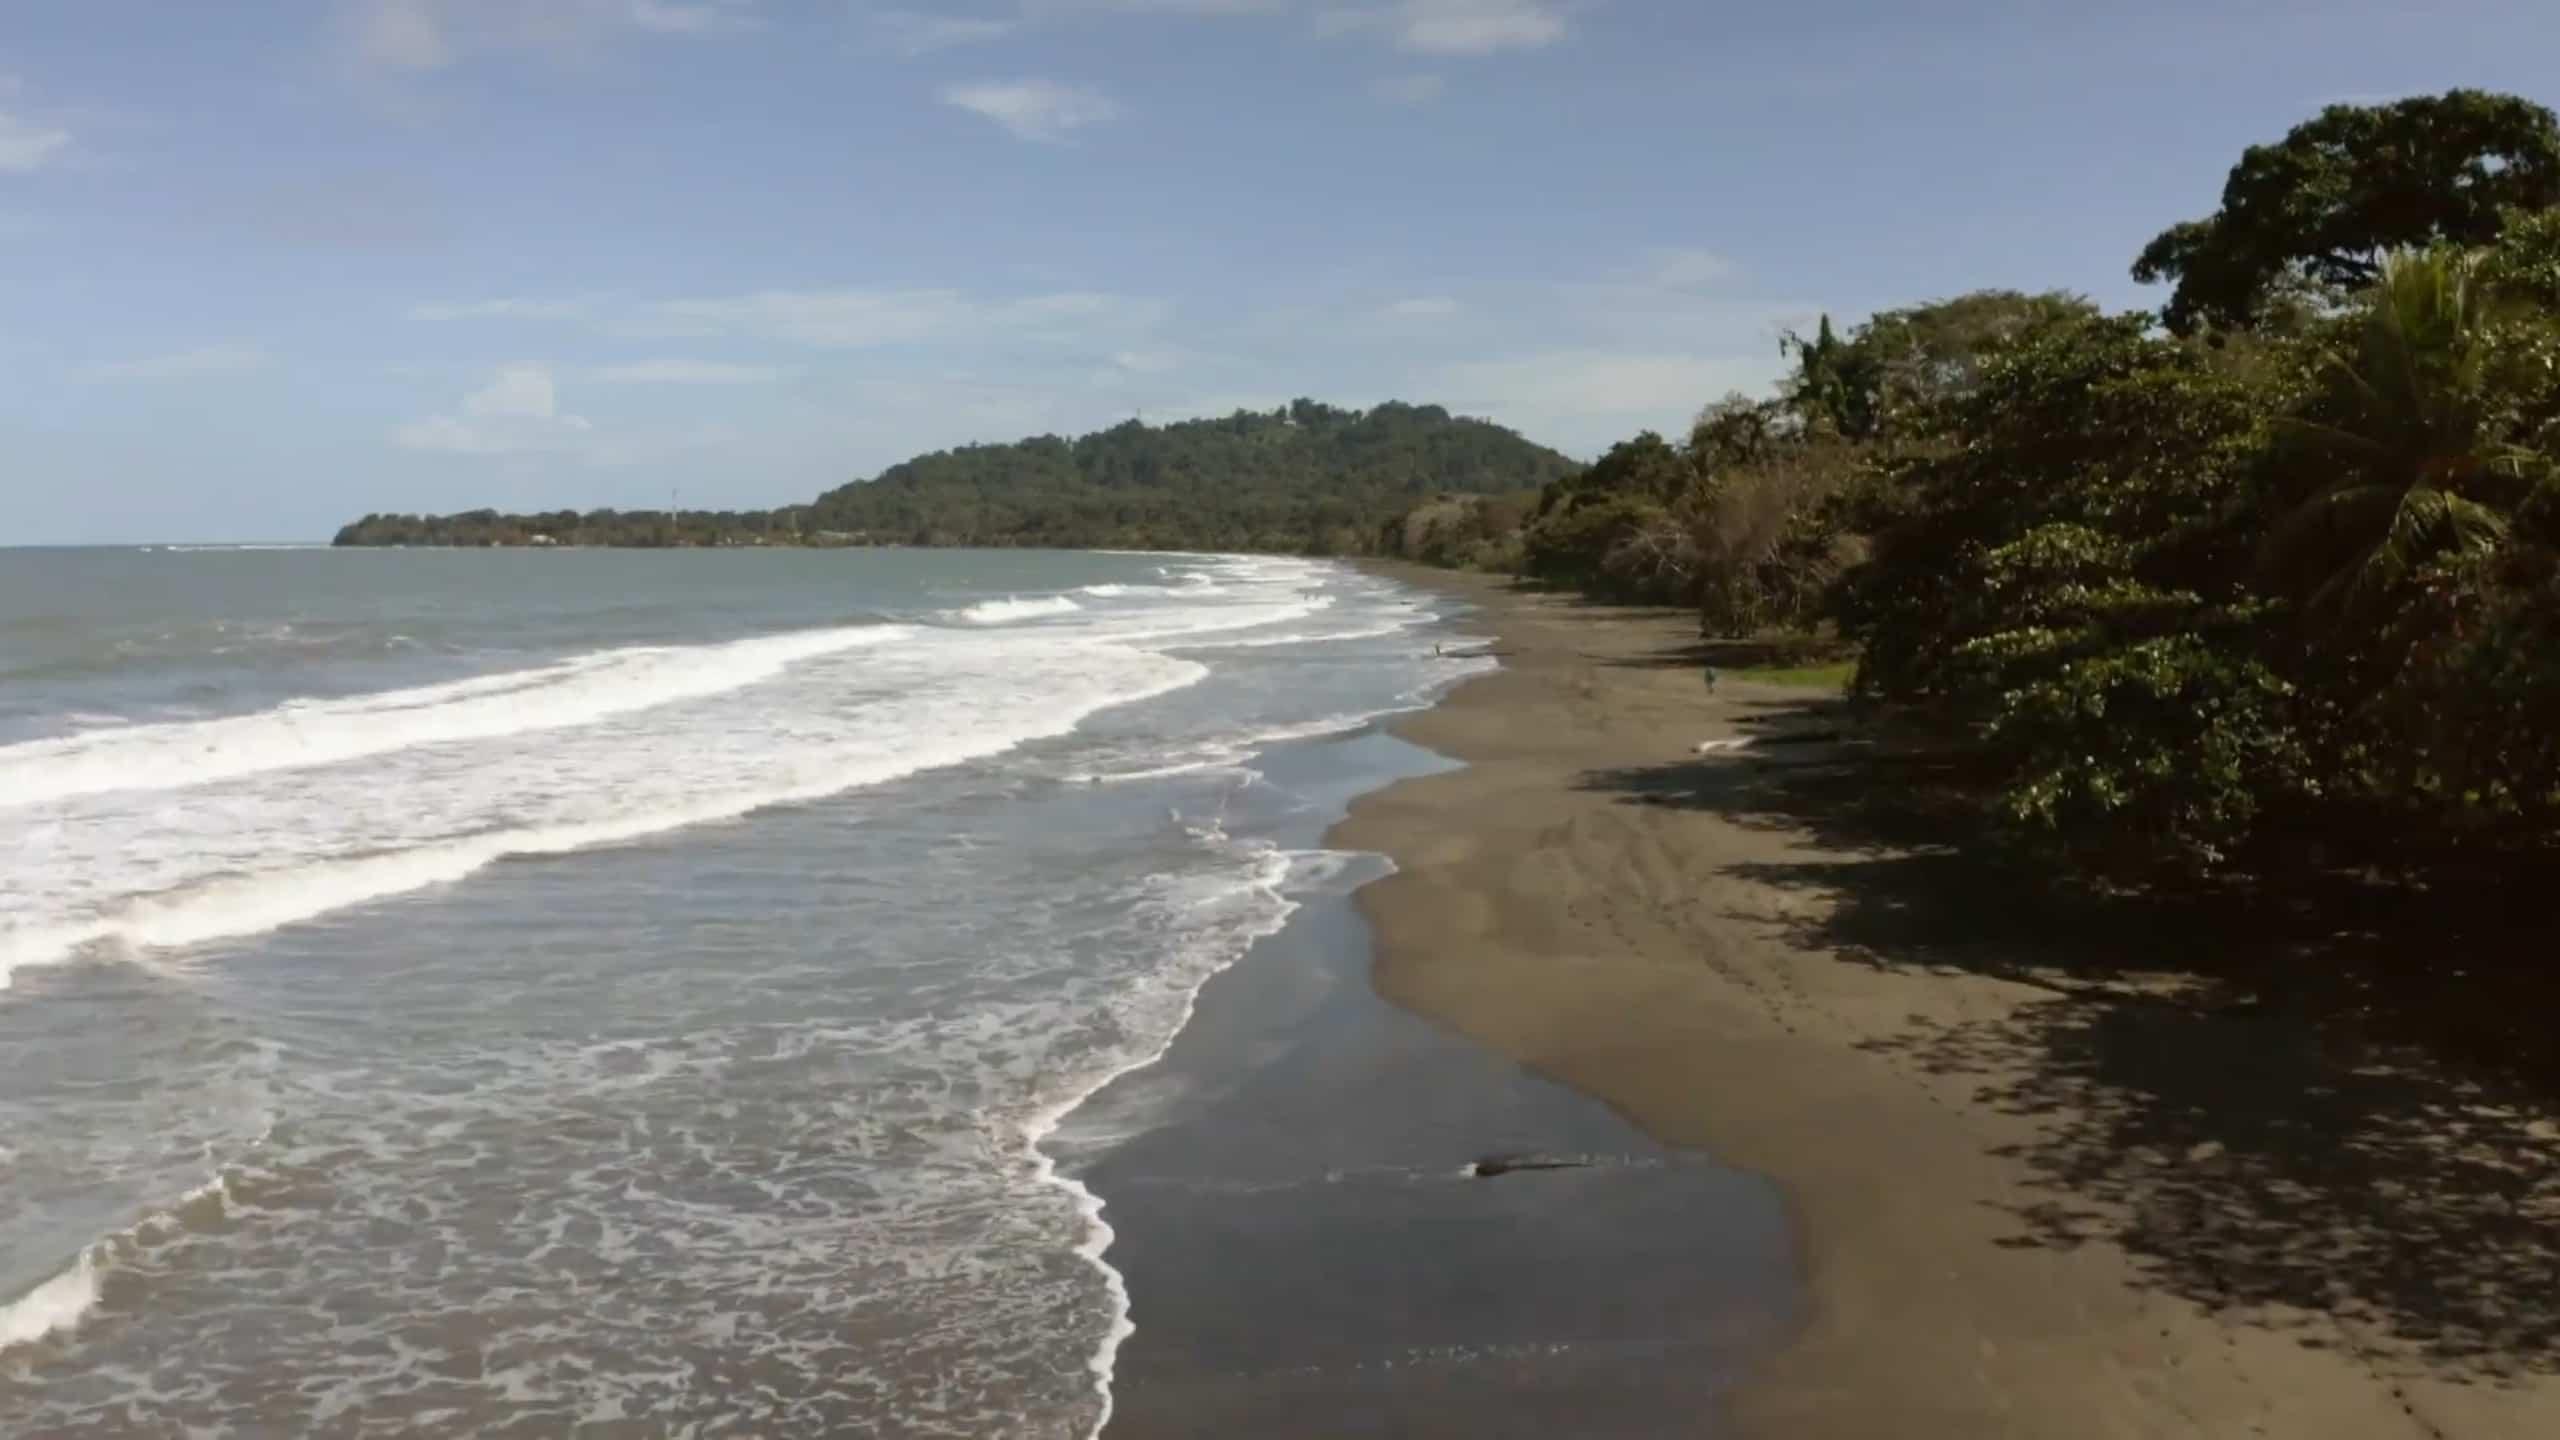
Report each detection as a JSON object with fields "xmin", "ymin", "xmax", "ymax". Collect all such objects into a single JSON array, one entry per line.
[{"xmin": 1572, "ymin": 646, "xmax": 2560, "ymax": 1384}]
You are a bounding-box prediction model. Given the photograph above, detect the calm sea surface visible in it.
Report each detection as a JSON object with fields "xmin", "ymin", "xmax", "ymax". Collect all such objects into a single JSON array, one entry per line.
[{"xmin": 0, "ymin": 545, "xmax": 1483, "ymax": 1436}]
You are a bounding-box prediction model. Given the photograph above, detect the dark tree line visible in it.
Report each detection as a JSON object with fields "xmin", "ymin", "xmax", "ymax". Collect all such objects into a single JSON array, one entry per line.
[
  {"xmin": 1387, "ymin": 89, "xmax": 2560, "ymax": 887},
  {"xmin": 336, "ymin": 400, "xmax": 1576, "ymax": 557}
]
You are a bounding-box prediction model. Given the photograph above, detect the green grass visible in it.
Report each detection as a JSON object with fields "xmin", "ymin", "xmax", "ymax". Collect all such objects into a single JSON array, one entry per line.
[{"xmin": 1727, "ymin": 659, "xmax": 1856, "ymax": 691}]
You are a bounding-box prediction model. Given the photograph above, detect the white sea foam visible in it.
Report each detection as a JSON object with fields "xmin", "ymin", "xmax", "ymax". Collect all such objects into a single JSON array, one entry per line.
[
  {"xmin": 1025, "ymin": 842, "xmax": 1301, "ymax": 1440},
  {"xmin": 1168, "ymin": 617, "xmax": 1418, "ymax": 650},
  {"xmin": 0, "ymin": 1161, "xmax": 251, "ymax": 1358},
  {"xmin": 2, "ymin": 634, "xmax": 1210, "ymax": 989},
  {"xmin": 0, "ymin": 624, "xmax": 909, "ymax": 811},
  {"xmin": 1098, "ymin": 596, "xmax": 1335, "ymax": 649},
  {"xmin": 946, "ymin": 595, "xmax": 1081, "ymax": 624},
  {"xmin": 0, "ymin": 1250, "xmax": 101, "ymax": 1351},
  {"xmin": 1075, "ymin": 583, "xmax": 1184, "ymax": 599}
]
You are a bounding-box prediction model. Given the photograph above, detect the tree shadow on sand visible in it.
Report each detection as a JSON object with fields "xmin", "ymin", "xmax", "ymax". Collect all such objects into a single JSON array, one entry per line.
[{"xmin": 1576, "ymin": 684, "xmax": 2560, "ymax": 1382}]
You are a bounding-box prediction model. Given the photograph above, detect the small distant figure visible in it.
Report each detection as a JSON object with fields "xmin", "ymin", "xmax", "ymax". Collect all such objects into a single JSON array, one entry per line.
[
  {"xmin": 1433, "ymin": 642, "xmax": 1443, "ymax": 657},
  {"xmin": 1703, "ymin": 664, "xmax": 1719, "ymax": 695}
]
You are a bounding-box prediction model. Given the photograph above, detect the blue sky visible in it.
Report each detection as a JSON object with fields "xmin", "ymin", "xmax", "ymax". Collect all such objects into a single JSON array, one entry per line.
[{"xmin": 4, "ymin": 1, "xmax": 2557, "ymax": 543}]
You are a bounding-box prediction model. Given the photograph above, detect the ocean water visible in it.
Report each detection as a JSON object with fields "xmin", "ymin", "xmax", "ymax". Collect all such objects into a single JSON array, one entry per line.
[{"xmin": 0, "ymin": 545, "xmax": 1486, "ymax": 1437}]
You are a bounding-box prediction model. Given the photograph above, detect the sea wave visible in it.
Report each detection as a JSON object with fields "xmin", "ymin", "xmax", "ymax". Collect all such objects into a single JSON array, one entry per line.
[
  {"xmin": 1167, "ymin": 618, "xmax": 1420, "ymax": 650},
  {"xmin": 0, "ymin": 624, "xmax": 909, "ymax": 810},
  {"xmin": 945, "ymin": 595, "xmax": 1082, "ymax": 624},
  {"xmin": 1023, "ymin": 841, "xmax": 1302, "ymax": 1440},
  {"xmin": 0, "ymin": 1250, "xmax": 100, "ymax": 1351},
  {"xmin": 2, "ymin": 643, "xmax": 1210, "ymax": 990},
  {"xmin": 0, "ymin": 1168, "xmax": 242, "ymax": 1356}
]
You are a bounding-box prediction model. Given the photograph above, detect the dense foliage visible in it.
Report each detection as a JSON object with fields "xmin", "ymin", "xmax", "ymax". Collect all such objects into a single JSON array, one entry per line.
[
  {"xmin": 332, "ymin": 507, "xmax": 812, "ymax": 549},
  {"xmin": 336, "ymin": 400, "xmax": 1575, "ymax": 556},
  {"xmin": 2133, "ymin": 90, "xmax": 2560, "ymax": 336},
  {"xmin": 1385, "ymin": 89, "xmax": 2560, "ymax": 889}
]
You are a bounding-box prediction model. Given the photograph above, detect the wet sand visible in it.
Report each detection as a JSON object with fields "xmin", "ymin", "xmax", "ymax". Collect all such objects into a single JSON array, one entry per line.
[
  {"xmin": 1065, "ymin": 730, "xmax": 1799, "ymax": 1437},
  {"xmin": 1331, "ymin": 569, "xmax": 2560, "ymax": 1438}
]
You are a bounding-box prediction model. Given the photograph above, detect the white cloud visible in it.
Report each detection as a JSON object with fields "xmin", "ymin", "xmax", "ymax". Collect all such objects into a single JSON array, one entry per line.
[
  {"xmin": 1320, "ymin": 1, "xmax": 1565, "ymax": 55},
  {"xmin": 464, "ymin": 364, "xmax": 569, "ymax": 418},
  {"xmin": 345, "ymin": 0, "xmax": 757, "ymax": 72},
  {"xmin": 411, "ymin": 297, "xmax": 595, "ymax": 321},
  {"xmin": 353, "ymin": 0, "xmax": 450, "ymax": 70},
  {"xmin": 627, "ymin": 0, "xmax": 760, "ymax": 33},
  {"xmin": 82, "ymin": 345, "xmax": 271, "ymax": 381},
  {"xmin": 395, "ymin": 363, "xmax": 596, "ymax": 455},
  {"xmin": 595, "ymin": 359, "xmax": 791, "ymax": 383},
  {"xmin": 872, "ymin": 8, "xmax": 1018, "ymax": 54},
  {"xmin": 940, "ymin": 79, "xmax": 1117, "ymax": 143},
  {"xmin": 1046, "ymin": 0, "xmax": 1285, "ymax": 13},
  {"xmin": 1370, "ymin": 72, "xmax": 1445, "ymax": 105},
  {"xmin": 1433, "ymin": 349, "xmax": 1778, "ymax": 439},
  {"xmin": 626, "ymin": 286, "xmax": 1166, "ymax": 347},
  {"xmin": 1108, "ymin": 348, "xmax": 1183, "ymax": 374},
  {"xmin": 0, "ymin": 111, "xmax": 72, "ymax": 173},
  {"xmin": 407, "ymin": 284, "xmax": 1169, "ymax": 351},
  {"xmin": 1401, "ymin": 0, "xmax": 1562, "ymax": 54}
]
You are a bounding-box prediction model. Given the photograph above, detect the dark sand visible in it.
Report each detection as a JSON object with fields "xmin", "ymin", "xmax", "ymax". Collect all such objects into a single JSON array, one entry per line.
[
  {"xmin": 1330, "ymin": 570, "xmax": 2560, "ymax": 1438},
  {"xmin": 1066, "ymin": 731, "xmax": 1798, "ymax": 1437}
]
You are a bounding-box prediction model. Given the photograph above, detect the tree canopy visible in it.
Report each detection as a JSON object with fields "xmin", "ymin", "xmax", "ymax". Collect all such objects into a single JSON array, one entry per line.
[
  {"xmin": 2133, "ymin": 89, "xmax": 2560, "ymax": 335},
  {"xmin": 1384, "ymin": 88, "xmax": 2560, "ymax": 891},
  {"xmin": 336, "ymin": 400, "xmax": 1576, "ymax": 556}
]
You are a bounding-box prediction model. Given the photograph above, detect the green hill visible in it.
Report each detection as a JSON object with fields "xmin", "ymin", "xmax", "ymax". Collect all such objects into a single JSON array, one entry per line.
[{"xmin": 332, "ymin": 399, "xmax": 1577, "ymax": 554}]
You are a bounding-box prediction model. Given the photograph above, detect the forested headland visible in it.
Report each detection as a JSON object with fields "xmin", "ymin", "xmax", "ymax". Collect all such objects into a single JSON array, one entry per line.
[
  {"xmin": 1393, "ymin": 89, "xmax": 2560, "ymax": 910},
  {"xmin": 333, "ymin": 401, "xmax": 1572, "ymax": 554}
]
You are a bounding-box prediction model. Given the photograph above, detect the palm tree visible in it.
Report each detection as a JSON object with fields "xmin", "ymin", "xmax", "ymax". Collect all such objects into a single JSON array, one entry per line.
[{"xmin": 2260, "ymin": 250, "xmax": 2544, "ymax": 625}]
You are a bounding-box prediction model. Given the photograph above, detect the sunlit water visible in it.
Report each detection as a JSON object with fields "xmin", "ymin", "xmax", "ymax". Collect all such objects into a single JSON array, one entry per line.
[{"xmin": 0, "ymin": 545, "xmax": 1484, "ymax": 1436}]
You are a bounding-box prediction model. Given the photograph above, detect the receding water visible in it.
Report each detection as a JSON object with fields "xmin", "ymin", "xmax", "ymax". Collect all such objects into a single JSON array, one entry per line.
[{"xmin": 0, "ymin": 545, "xmax": 1485, "ymax": 1436}]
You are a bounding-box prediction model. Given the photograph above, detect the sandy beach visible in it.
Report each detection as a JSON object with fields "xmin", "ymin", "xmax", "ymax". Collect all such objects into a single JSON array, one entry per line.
[
  {"xmin": 1067, "ymin": 730, "xmax": 1799, "ymax": 1436},
  {"xmin": 1335, "ymin": 567, "xmax": 2560, "ymax": 1438}
]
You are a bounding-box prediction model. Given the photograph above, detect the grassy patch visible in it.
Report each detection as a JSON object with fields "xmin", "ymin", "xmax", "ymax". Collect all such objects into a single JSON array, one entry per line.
[{"xmin": 1728, "ymin": 659, "xmax": 1857, "ymax": 691}]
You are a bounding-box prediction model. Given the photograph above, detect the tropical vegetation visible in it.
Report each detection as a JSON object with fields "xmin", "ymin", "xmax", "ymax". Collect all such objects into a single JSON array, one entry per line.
[
  {"xmin": 335, "ymin": 401, "xmax": 1572, "ymax": 554},
  {"xmin": 1390, "ymin": 89, "xmax": 2560, "ymax": 887}
]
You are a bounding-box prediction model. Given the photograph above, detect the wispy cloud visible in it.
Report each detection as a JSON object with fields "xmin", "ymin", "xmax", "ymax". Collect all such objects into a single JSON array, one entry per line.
[
  {"xmin": 1320, "ymin": 1, "xmax": 1566, "ymax": 56},
  {"xmin": 627, "ymin": 286, "xmax": 1166, "ymax": 347},
  {"xmin": 0, "ymin": 110, "xmax": 72, "ymax": 173},
  {"xmin": 82, "ymin": 345, "xmax": 272, "ymax": 382},
  {"xmin": 628, "ymin": 0, "xmax": 760, "ymax": 33},
  {"xmin": 1106, "ymin": 347, "xmax": 1185, "ymax": 374},
  {"xmin": 407, "ymin": 284, "xmax": 1168, "ymax": 350},
  {"xmin": 411, "ymin": 297, "xmax": 596, "ymax": 321},
  {"xmin": 1383, "ymin": 295, "xmax": 1460, "ymax": 317},
  {"xmin": 870, "ymin": 7, "xmax": 1019, "ymax": 55},
  {"xmin": 1433, "ymin": 349, "xmax": 1775, "ymax": 431},
  {"xmin": 940, "ymin": 79, "xmax": 1117, "ymax": 143},
  {"xmin": 1369, "ymin": 72, "xmax": 1445, "ymax": 105},
  {"xmin": 351, "ymin": 0, "xmax": 450, "ymax": 70},
  {"xmin": 594, "ymin": 359, "xmax": 792, "ymax": 383},
  {"xmin": 1634, "ymin": 247, "xmax": 1736, "ymax": 290},
  {"xmin": 395, "ymin": 363, "xmax": 596, "ymax": 455},
  {"xmin": 1050, "ymin": 0, "xmax": 1287, "ymax": 14},
  {"xmin": 345, "ymin": 0, "xmax": 759, "ymax": 73}
]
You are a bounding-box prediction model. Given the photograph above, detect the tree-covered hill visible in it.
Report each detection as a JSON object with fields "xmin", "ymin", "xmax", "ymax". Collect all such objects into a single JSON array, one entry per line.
[{"xmin": 332, "ymin": 399, "xmax": 1578, "ymax": 554}]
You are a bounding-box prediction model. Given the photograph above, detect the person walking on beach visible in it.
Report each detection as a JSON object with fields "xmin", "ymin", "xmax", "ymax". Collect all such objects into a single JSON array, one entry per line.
[{"xmin": 1703, "ymin": 663, "xmax": 1718, "ymax": 696}]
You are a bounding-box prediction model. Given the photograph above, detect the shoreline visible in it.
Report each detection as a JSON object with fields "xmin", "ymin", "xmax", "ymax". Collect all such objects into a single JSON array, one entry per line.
[
  {"xmin": 1335, "ymin": 565, "xmax": 2560, "ymax": 1437},
  {"xmin": 1061, "ymin": 664, "xmax": 1796, "ymax": 1433}
]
